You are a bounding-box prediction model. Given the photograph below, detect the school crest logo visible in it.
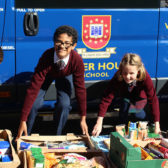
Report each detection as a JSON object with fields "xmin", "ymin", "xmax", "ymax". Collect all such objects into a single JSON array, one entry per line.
[{"xmin": 82, "ymin": 15, "xmax": 111, "ymax": 50}]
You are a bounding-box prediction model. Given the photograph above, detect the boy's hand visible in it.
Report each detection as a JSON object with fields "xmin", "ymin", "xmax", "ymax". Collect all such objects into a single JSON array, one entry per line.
[
  {"xmin": 15, "ymin": 121, "xmax": 28, "ymax": 141},
  {"xmin": 80, "ymin": 116, "xmax": 89, "ymax": 136},
  {"xmin": 92, "ymin": 117, "xmax": 103, "ymax": 137}
]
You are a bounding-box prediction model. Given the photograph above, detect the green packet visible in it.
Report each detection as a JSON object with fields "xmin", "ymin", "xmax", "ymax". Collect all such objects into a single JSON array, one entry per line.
[
  {"xmin": 30, "ymin": 147, "xmax": 45, "ymax": 168},
  {"xmin": 148, "ymin": 132, "xmax": 160, "ymax": 138}
]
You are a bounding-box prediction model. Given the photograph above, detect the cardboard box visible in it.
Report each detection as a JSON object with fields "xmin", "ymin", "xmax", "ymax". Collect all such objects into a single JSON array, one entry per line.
[
  {"xmin": 17, "ymin": 133, "xmax": 97, "ymax": 166},
  {"xmin": 0, "ymin": 129, "xmax": 20, "ymax": 168},
  {"xmin": 17, "ymin": 133, "xmax": 95, "ymax": 153},
  {"xmin": 24, "ymin": 149, "xmax": 111, "ymax": 168},
  {"xmin": 110, "ymin": 132, "xmax": 168, "ymax": 168}
]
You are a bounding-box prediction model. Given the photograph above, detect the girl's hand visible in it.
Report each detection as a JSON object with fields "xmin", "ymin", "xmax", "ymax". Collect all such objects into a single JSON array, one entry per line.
[
  {"xmin": 92, "ymin": 117, "xmax": 103, "ymax": 136},
  {"xmin": 155, "ymin": 121, "xmax": 161, "ymax": 134}
]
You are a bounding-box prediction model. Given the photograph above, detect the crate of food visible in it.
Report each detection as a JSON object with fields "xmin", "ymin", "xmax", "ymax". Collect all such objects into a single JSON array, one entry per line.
[
  {"xmin": 17, "ymin": 133, "xmax": 96, "ymax": 156},
  {"xmin": 0, "ymin": 129, "xmax": 20, "ymax": 168},
  {"xmin": 17, "ymin": 133, "xmax": 98, "ymax": 167},
  {"xmin": 110, "ymin": 132, "xmax": 168, "ymax": 168},
  {"xmin": 23, "ymin": 147, "xmax": 111, "ymax": 168}
]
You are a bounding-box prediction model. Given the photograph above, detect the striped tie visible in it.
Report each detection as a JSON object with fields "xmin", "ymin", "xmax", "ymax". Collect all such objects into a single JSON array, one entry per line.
[{"xmin": 55, "ymin": 59, "xmax": 65, "ymax": 71}]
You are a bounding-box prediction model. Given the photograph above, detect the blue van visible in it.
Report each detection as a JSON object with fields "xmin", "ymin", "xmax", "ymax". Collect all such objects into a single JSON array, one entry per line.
[{"xmin": 0, "ymin": 0, "xmax": 168, "ymax": 112}]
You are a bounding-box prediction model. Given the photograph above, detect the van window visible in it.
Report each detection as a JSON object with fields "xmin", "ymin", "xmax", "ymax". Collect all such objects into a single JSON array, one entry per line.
[{"xmin": 15, "ymin": 0, "xmax": 159, "ymax": 9}]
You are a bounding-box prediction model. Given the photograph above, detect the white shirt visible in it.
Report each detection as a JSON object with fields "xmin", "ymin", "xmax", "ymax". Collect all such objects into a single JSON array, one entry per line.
[{"xmin": 54, "ymin": 51, "xmax": 69, "ymax": 69}]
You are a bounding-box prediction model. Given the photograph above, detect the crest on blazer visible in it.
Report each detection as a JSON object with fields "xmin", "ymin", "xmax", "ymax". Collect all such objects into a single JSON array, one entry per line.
[{"xmin": 82, "ymin": 15, "xmax": 111, "ymax": 50}]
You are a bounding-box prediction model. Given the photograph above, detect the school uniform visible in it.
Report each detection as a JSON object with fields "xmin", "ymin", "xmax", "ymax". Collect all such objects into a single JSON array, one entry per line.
[
  {"xmin": 98, "ymin": 70, "xmax": 160, "ymax": 123},
  {"xmin": 20, "ymin": 47, "xmax": 86, "ymax": 135}
]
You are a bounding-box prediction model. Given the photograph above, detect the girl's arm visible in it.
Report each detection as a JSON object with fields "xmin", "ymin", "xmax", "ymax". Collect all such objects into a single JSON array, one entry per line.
[
  {"xmin": 155, "ymin": 121, "xmax": 161, "ymax": 134},
  {"xmin": 92, "ymin": 73, "xmax": 119, "ymax": 136},
  {"xmin": 92, "ymin": 116, "xmax": 104, "ymax": 136},
  {"xmin": 144, "ymin": 71, "xmax": 161, "ymax": 133}
]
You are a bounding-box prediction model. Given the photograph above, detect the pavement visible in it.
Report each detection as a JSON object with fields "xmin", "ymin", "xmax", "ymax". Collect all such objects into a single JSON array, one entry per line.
[
  {"xmin": 0, "ymin": 110, "xmax": 118, "ymax": 137},
  {"xmin": 0, "ymin": 101, "xmax": 167, "ymax": 137}
]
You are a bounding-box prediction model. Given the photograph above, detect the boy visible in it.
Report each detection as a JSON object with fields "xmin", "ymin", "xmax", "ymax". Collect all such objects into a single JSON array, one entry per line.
[{"xmin": 16, "ymin": 25, "xmax": 88, "ymax": 139}]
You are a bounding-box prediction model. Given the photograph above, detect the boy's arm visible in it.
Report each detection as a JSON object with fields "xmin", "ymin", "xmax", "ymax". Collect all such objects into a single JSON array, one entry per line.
[
  {"xmin": 21, "ymin": 52, "xmax": 51, "ymax": 122},
  {"xmin": 80, "ymin": 116, "xmax": 89, "ymax": 136},
  {"xmin": 73, "ymin": 54, "xmax": 87, "ymax": 116},
  {"xmin": 72, "ymin": 52, "xmax": 88, "ymax": 134},
  {"xmin": 15, "ymin": 121, "xmax": 28, "ymax": 140}
]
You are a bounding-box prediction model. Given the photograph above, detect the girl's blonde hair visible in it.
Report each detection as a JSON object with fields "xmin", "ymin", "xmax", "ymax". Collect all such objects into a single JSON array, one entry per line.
[{"xmin": 117, "ymin": 53, "xmax": 146, "ymax": 81}]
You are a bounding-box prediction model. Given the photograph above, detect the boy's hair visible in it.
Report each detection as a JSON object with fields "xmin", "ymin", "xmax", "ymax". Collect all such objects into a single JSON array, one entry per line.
[
  {"xmin": 53, "ymin": 25, "xmax": 78, "ymax": 44},
  {"xmin": 117, "ymin": 53, "xmax": 146, "ymax": 81}
]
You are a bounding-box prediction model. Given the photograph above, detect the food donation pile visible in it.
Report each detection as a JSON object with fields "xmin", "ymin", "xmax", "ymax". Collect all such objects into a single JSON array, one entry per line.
[
  {"xmin": 17, "ymin": 134, "xmax": 109, "ymax": 168},
  {"xmin": 1, "ymin": 120, "xmax": 168, "ymax": 168}
]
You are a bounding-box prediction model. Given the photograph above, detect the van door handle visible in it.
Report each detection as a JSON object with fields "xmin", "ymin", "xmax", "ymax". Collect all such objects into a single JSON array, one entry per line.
[{"xmin": 24, "ymin": 12, "xmax": 39, "ymax": 36}]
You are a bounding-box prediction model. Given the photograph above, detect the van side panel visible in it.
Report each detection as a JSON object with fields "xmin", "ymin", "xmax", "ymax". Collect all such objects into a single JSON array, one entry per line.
[
  {"xmin": 0, "ymin": 0, "xmax": 16, "ymax": 105},
  {"xmin": 0, "ymin": 0, "xmax": 15, "ymax": 83},
  {"xmin": 15, "ymin": 8, "xmax": 159, "ymax": 102},
  {"xmin": 0, "ymin": 0, "xmax": 161, "ymax": 110},
  {"xmin": 158, "ymin": 8, "xmax": 168, "ymax": 77},
  {"xmin": 0, "ymin": 0, "xmax": 5, "ymax": 40},
  {"xmin": 16, "ymin": 9, "xmax": 159, "ymax": 80},
  {"xmin": 79, "ymin": 9, "xmax": 159, "ymax": 81},
  {"xmin": 157, "ymin": 8, "xmax": 168, "ymax": 100}
]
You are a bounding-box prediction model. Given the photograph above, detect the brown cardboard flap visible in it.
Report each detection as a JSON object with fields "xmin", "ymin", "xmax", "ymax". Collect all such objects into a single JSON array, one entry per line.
[
  {"xmin": 20, "ymin": 135, "xmax": 83, "ymax": 142},
  {"xmin": 0, "ymin": 129, "xmax": 20, "ymax": 168},
  {"xmin": 17, "ymin": 134, "xmax": 96, "ymax": 159},
  {"xmin": 30, "ymin": 133, "xmax": 39, "ymax": 136}
]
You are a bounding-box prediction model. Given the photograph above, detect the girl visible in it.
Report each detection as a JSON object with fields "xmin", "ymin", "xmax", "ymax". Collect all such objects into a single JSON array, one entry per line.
[{"xmin": 92, "ymin": 53, "xmax": 160, "ymax": 136}]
